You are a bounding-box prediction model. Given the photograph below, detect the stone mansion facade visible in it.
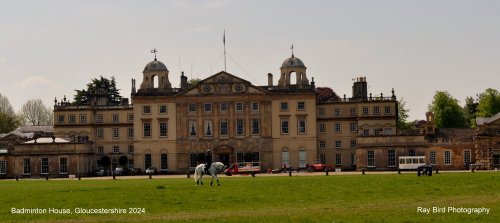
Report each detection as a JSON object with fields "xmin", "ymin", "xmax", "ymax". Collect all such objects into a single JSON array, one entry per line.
[
  {"xmin": 2, "ymin": 51, "xmax": 495, "ymax": 178},
  {"xmin": 50, "ymin": 52, "xmax": 404, "ymax": 174}
]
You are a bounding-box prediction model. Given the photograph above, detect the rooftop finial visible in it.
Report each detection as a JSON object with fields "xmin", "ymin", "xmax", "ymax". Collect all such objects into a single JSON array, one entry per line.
[
  {"xmin": 151, "ymin": 48, "xmax": 158, "ymax": 61},
  {"xmin": 291, "ymin": 44, "xmax": 294, "ymax": 57}
]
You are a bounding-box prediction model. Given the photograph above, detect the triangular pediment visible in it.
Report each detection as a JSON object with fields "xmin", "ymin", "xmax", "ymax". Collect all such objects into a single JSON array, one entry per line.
[{"xmin": 178, "ymin": 71, "xmax": 270, "ymax": 96}]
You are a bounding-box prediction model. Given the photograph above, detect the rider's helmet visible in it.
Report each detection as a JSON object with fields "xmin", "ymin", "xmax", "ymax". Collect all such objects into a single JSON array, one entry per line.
[{"xmin": 206, "ymin": 150, "xmax": 211, "ymax": 153}]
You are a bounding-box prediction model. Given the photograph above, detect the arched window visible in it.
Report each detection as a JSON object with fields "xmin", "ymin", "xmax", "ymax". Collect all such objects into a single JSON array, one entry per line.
[
  {"xmin": 299, "ymin": 150, "xmax": 307, "ymax": 168},
  {"xmin": 153, "ymin": 75, "xmax": 158, "ymax": 88},
  {"xmin": 112, "ymin": 159, "xmax": 118, "ymax": 170},
  {"xmin": 160, "ymin": 154, "xmax": 168, "ymax": 171},
  {"xmin": 289, "ymin": 71, "xmax": 297, "ymax": 85},
  {"xmin": 144, "ymin": 154, "xmax": 152, "ymax": 169},
  {"xmin": 281, "ymin": 150, "xmax": 289, "ymax": 168}
]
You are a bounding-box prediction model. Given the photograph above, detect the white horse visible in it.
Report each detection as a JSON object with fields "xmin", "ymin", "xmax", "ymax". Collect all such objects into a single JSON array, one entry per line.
[{"xmin": 194, "ymin": 162, "xmax": 226, "ymax": 186}]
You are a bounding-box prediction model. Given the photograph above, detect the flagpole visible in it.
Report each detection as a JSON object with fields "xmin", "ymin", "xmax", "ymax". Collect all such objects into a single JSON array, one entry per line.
[{"xmin": 223, "ymin": 30, "xmax": 227, "ymax": 72}]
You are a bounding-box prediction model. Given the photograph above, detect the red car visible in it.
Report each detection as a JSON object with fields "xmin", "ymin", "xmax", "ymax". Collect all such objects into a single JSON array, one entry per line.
[
  {"xmin": 305, "ymin": 163, "xmax": 334, "ymax": 172},
  {"xmin": 225, "ymin": 163, "xmax": 261, "ymax": 176}
]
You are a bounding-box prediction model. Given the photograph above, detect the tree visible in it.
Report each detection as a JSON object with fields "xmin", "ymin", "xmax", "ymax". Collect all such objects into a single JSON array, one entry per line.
[
  {"xmin": 463, "ymin": 96, "xmax": 478, "ymax": 127},
  {"xmin": 73, "ymin": 76, "xmax": 122, "ymax": 106},
  {"xmin": 429, "ymin": 91, "xmax": 467, "ymax": 128},
  {"xmin": 315, "ymin": 87, "xmax": 341, "ymax": 101},
  {"xmin": 0, "ymin": 93, "xmax": 21, "ymax": 133},
  {"xmin": 188, "ymin": 78, "xmax": 202, "ymax": 86},
  {"xmin": 476, "ymin": 88, "xmax": 500, "ymax": 118},
  {"xmin": 397, "ymin": 98, "xmax": 412, "ymax": 129},
  {"xmin": 20, "ymin": 99, "xmax": 53, "ymax": 126},
  {"xmin": 0, "ymin": 93, "xmax": 14, "ymax": 115}
]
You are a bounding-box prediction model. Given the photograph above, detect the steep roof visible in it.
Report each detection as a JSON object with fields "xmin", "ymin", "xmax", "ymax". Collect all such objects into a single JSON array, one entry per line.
[
  {"xmin": 16, "ymin": 125, "xmax": 53, "ymax": 133},
  {"xmin": 476, "ymin": 112, "xmax": 500, "ymax": 125},
  {"xmin": 0, "ymin": 126, "xmax": 53, "ymax": 140}
]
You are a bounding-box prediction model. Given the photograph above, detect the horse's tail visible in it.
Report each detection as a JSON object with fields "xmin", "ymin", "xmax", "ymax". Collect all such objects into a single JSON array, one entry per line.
[{"xmin": 194, "ymin": 166, "xmax": 199, "ymax": 182}]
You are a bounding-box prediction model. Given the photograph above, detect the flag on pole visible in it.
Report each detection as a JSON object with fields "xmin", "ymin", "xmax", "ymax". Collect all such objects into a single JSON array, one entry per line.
[{"xmin": 223, "ymin": 30, "xmax": 227, "ymax": 72}]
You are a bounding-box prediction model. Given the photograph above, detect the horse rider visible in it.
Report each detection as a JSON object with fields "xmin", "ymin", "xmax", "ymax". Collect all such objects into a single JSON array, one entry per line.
[{"xmin": 204, "ymin": 150, "xmax": 212, "ymax": 174}]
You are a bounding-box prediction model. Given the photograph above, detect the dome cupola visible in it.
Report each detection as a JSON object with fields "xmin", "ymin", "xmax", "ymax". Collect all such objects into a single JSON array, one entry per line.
[
  {"xmin": 281, "ymin": 54, "xmax": 306, "ymax": 69},
  {"xmin": 139, "ymin": 49, "xmax": 172, "ymax": 91},
  {"xmin": 143, "ymin": 58, "xmax": 169, "ymax": 73},
  {"xmin": 278, "ymin": 46, "xmax": 309, "ymax": 87}
]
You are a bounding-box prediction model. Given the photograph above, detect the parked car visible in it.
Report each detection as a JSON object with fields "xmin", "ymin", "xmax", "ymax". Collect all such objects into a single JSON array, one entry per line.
[
  {"xmin": 145, "ymin": 167, "xmax": 157, "ymax": 175},
  {"xmin": 225, "ymin": 162, "xmax": 261, "ymax": 176},
  {"xmin": 96, "ymin": 168, "xmax": 105, "ymax": 176},
  {"xmin": 113, "ymin": 167, "xmax": 124, "ymax": 175},
  {"xmin": 305, "ymin": 163, "xmax": 334, "ymax": 172},
  {"xmin": 129, "ymin": 168, "xmax": 142, "ymax": 175}
]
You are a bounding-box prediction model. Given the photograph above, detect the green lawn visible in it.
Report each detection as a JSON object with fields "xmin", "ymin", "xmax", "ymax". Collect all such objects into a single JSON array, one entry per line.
[{"xmin": 1, "ymin": 172, "xmax": 498, "ymax": 223}]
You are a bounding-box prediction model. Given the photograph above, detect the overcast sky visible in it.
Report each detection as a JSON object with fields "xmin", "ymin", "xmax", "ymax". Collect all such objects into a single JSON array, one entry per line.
[{"xmin": 1, "ymin": 0, "xmax": 499, "ymax": 120}]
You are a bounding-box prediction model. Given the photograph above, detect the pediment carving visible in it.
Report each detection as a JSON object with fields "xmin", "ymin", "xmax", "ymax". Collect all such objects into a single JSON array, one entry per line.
[{"xmin": 179, "ymin": 72, "xmax": 269, "ymax": 96}]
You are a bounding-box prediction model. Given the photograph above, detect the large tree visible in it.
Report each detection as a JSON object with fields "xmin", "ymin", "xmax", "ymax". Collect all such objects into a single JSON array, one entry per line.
[
  {"xmin": 476, "ymin": 88, "xmax": 500, "ymax": 118},
  {"xmin": 73, "ymin": 76, "xmax": 122, "ymax": 106},
  {"xmin": 429, "ymin": 91, "xmax": 468, "ymax": 128},
  {"xmin": 20, "ymin": 99, "xmax": 53, "ymax": 126},
  {"xmin": 397, "ymin": 98, "xmax": 412, "ymax": 129},
  {"xmin": 315, "ymin": 87, "xmax": 341, "ymax": 101},
  {"xmin": 463, "ymin": 96, "xmax": 478, "ymax": 127},
  {"xmin": 0, "ymin": 93, "xmax": 21, "ymax": 133}
]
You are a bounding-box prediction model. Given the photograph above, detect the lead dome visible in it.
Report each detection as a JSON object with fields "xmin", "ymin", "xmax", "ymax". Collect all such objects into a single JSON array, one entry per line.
[
  {"xmin": 281, "ymin": 55, "xmax": 306, "ymax": 69},
  {"xmin": 143, "ymin": 58, "xmax": 169, "ymax": 73}
]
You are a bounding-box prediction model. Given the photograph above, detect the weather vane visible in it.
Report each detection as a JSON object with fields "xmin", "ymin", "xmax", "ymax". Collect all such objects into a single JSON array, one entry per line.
[{"xmin": 151, "ymin": 48, "xmax": 158, "ymax": 60}]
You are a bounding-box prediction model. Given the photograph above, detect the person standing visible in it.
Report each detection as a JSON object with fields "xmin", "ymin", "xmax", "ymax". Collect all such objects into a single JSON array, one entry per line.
[{"xmin": 204, "ymin": 150, "xmax": 212, "ymax": 174}]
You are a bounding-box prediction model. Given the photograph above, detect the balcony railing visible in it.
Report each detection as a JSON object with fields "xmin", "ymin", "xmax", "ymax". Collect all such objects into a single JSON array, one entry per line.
[{"xmin": 54, "ymin": 104, "xmax": 133, "ymax": 110}]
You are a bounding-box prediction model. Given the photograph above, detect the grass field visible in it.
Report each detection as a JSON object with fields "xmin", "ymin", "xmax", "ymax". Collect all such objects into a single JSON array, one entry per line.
[{"xmin": 0, "ymin": 172, "xmax": 498, "ymax": 223}]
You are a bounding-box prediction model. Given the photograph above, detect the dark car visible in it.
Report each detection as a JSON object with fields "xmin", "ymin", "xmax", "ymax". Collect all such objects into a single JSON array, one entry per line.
[
  {"xmin": 129, "ymin": 168, "xmax": 142, "ymax": 175},
  {"xmin": 96, "ymin": 168, "xmax": 105, "ymax": 176}
]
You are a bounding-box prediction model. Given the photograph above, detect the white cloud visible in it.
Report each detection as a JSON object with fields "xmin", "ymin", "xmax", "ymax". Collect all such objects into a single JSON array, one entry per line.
[
  {"xmin": 14, "ymin": 76, "xmax": 60, "ymax": 89},
  {"xmin": 186, "ymin": 26, "xmax": 213, "ymax": 33}
]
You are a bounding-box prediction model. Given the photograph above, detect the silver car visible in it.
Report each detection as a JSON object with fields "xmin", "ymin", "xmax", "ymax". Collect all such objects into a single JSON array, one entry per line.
[
  {"xmin": 145, "ymin": 167, "xmax": 157, "ymax": 175},
  {"xmin": 113, "ymin": 167, "xmax": 124, "ymax": 175}
]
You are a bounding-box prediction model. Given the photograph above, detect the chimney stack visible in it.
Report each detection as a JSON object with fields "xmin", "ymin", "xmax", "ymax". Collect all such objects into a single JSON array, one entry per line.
[
  {"xmin": 352, "ymin": 76, "xmax": 368, "ymax": 100},
  {"xmin": 180, "ymin": 71, "xmax": 188, "ymax": 89}
]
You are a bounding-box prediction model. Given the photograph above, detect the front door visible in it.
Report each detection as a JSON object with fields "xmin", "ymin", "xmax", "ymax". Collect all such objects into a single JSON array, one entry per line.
[{"xmin": 219, "ymin": 153, "xmax": 230, "ymax": 166}]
